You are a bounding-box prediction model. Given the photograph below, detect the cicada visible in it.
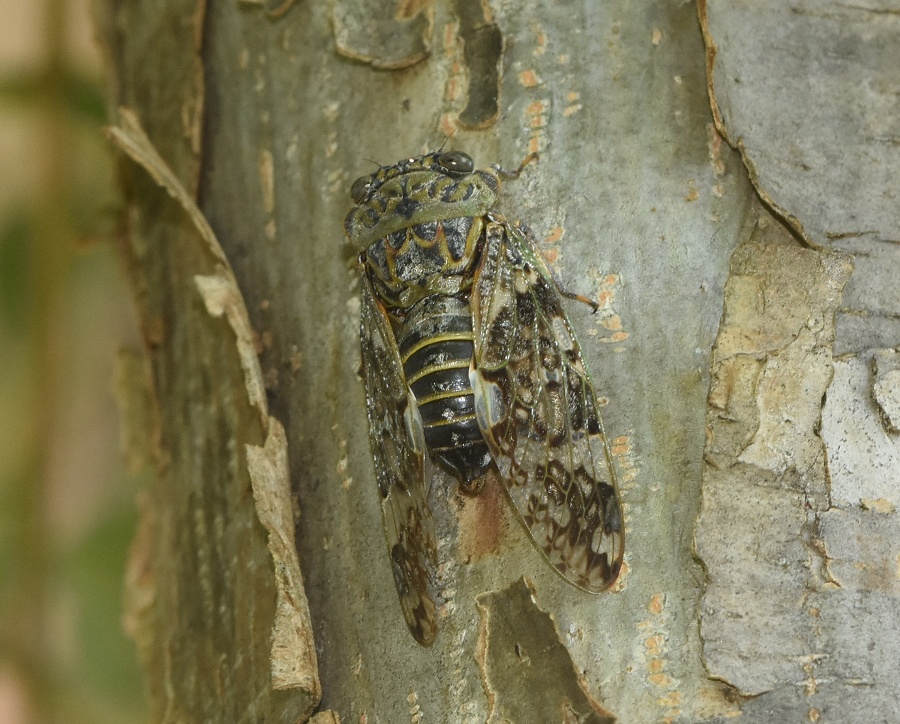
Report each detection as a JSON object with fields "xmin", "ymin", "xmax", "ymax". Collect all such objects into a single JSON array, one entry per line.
[{"xmin": 344, "ymin": 150, "xmax": 624, "ymax": 646}]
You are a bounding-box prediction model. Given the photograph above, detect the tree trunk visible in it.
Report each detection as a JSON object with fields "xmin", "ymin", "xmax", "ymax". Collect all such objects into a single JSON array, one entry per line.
[{"xmin": 96, "ymin": 0, "xmax": 899, "ymax": 721}]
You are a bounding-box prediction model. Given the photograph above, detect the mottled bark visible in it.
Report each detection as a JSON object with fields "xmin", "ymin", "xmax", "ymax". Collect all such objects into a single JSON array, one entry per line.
[{"xmin": 97, "ymin": 0, "xmax": 897, "ymax": 721}]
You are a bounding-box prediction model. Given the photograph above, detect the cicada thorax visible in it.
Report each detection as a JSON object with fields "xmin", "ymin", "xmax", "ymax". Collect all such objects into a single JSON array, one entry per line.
[
  {"xmin": 396, "ymin": 295, "xmax": 492, "ymax": 486},
  {"xmin": 364, "ymin": 215, "xmax": 485, "ymax": 309}
]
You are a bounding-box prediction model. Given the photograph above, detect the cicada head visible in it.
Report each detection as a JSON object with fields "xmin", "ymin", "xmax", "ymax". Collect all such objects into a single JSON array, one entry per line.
[{"xmin": 344, "ymin": 151, "xmax": 501, "ymax": 251}]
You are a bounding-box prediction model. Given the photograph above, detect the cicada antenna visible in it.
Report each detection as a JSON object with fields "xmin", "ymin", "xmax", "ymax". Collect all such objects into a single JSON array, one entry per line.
[
  {"xmin": 438, "ymin": 130, "xmax": 457, "ymax": 152},
  {"xmin": 491, "ymin": 152, "xmax": 539, "ymax": 180}
]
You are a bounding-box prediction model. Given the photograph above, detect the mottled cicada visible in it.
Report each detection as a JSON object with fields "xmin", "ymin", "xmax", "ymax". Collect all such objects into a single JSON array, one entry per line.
[{"xmin": 344, "ymin": 150, "xmax": 623, "ymax": 646}]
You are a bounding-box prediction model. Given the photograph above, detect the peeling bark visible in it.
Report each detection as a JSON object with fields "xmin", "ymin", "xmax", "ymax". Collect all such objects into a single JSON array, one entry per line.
[
  {"xmin": 107, "ymin": 107, "xmax": 319, "ymax": 720},
  {"xmin": 475, "ymin": 578, "xmax": 616, "ymax": 724},
  {"xmin": 696, "ymin": 198, "xmax": 853, "ymax": 697}
]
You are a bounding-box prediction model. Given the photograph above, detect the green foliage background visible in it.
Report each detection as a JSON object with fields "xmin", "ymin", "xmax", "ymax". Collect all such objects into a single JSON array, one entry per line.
[{"xmin": 0, "ymin": 1, "xmax": 146, "ymax": 721}]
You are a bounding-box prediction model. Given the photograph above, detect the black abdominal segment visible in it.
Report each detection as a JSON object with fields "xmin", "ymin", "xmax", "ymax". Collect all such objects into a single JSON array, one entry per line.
[{"xmin": 397, "ymin": 295, "xmax": 492, "ymax": 484}]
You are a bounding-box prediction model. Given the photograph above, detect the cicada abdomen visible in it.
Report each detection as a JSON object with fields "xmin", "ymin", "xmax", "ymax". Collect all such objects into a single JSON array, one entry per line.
[{"xmin": 396, "ymin": 295, "xmax": 492, "ymax": 487}]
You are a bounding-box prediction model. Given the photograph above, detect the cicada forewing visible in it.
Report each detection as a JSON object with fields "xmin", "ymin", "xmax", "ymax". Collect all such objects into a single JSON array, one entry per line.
[
  {"xmin": 470, "ymin": 218, "xmax": 624, "ymax": 592},
  {"xmin": 359, "ymin": 275, "xmax": 439, "ymax": 645}
]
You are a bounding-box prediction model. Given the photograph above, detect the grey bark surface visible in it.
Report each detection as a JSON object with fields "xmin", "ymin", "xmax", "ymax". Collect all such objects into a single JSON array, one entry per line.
[
  {"xmin": 697, "ymin": 2, "xmax": 899, "ymax": 722},
  {"xmin": 98, "ymin": 0, "xmax": 895, "ymax": 721}
]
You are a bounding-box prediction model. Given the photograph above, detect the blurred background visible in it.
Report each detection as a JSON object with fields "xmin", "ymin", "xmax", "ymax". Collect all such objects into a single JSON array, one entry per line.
[{"xmin": 0, "ymin": 0, "xmax": 148, "ymax": 721}]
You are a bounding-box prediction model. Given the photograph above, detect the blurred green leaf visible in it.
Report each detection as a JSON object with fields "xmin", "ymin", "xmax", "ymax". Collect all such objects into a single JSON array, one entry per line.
[
  {"xmin": 0, "ymin": 70, "xmax": 107, "ymax": 123},
  {"xmin": 64, "ymin": 500, "xmax": 146, "ymax": 716},
  {"xmin": 62, "ymin": 71, "xmax": 108, "ymax": 124},
  {"xmin": 0, "ymin": 211, "xmax": 31, "ymax": 336},
  {"xmin": 0, "ymin": 469, "xmax": 27, "ymax": 608}
]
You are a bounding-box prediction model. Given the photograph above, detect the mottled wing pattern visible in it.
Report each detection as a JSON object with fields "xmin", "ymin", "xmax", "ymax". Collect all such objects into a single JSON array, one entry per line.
[
  {"xmin": 471, "ymin": 219, "xmax": 624, "ymax": 591},
  {"xmin": 360, "ymin": 275, "xmax": 439, "ymax": 645}
]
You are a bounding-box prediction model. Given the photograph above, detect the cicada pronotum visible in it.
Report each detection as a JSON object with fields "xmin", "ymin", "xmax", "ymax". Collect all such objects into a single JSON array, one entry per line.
[{"xmin": 344, "ymin": 150, "xmax": 623, "ymax": 645}]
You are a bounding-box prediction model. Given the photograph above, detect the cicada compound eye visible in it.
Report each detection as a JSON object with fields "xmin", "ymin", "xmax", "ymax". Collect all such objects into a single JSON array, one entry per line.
[
  {"xmin": 437, "ymin": 151, "xmax": 474, "ymax": 176},
  {"xmin": 351, "ymin": 176, "xmax": 372, "ymax": 204}
]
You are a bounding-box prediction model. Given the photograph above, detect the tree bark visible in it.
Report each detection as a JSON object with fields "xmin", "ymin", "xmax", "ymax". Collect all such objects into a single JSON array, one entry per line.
[{"xmin": 96, "ymin": 0, "xmax": 898, "ymax": 721}]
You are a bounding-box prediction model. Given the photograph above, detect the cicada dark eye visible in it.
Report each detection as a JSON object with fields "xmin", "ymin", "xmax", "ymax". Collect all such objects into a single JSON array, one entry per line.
[
  {"xmin": 351, "ymin": 176, "xmax": 372, "ymax": 204},
  {"xmin": 437, "ymin": 151, "xmax": 474, "ymax": 176}
]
